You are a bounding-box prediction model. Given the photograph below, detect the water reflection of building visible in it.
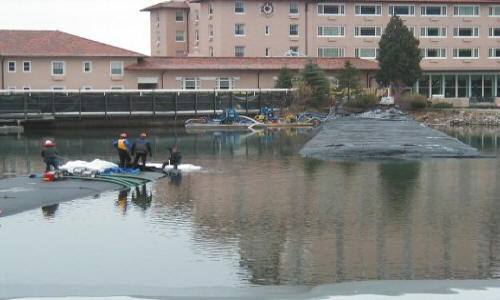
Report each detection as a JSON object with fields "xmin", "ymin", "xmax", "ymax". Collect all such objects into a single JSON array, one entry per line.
[{"xmin": 153, "ymin": 158, "xmax": 499, "ymax": 285}]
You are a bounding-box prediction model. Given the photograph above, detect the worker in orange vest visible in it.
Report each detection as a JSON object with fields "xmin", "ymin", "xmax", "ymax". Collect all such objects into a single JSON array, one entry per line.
[{"xmin": 113, "ymin": 133, "xmax": 131, "ymax": 168}]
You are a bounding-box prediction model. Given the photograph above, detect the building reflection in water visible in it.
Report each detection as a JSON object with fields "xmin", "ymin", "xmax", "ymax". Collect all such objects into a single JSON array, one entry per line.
[
  {"xmin": 131, "ymin": 184, "xmax": 153, "ymax": 211},
  {"xmin": 0, "ymin": 128, "xmax": 498, "ymax": 285},
  {"xmin": 150, "ymin": 154, "xmax": 499, "ymax": 285}
]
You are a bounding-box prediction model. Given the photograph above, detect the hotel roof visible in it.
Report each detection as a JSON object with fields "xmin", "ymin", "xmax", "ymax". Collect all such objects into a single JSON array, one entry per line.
[
  {"xmin": 126, "ymin": 57, "xmax": 379, "ymax": 71},
  {"xmin": 141, "ymin": 1, "xmax": 190, "ymax": 11},
  {"xmin": 0, "ymin": 30, "xmax": 144, "ymax": 57}
]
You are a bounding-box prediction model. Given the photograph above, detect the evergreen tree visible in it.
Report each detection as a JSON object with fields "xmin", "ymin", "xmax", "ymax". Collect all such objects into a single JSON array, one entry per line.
[
  {"xmin": 336, "ymin": 60, "xmax": 361, "ymax": 102},
  {"xmin": 377, "ymin": 15, "xmax": 422, "ymax": 100},
  {"xmin": 275, "ymin": 67, "xmax": 294, "ymax": 89},
  {"xmin": 299, "ymin": 59, "xmax": 330, "ymax": 108}
]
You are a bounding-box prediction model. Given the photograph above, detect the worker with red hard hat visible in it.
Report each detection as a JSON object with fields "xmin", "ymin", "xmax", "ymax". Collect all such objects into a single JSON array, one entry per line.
[
  {"xmin": 131, "ymin": 132, "xmax": 152, "ymax": 170},
  {"xmin": 113, "ymin": 132, "xmax": 131, "ymax": 168},
  {"xmin": 41, "ymin": 139, "xmax": 59, "ymax": 172}
]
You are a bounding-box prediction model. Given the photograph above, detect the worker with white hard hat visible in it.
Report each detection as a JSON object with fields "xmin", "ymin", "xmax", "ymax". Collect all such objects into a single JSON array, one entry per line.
[{"xmin": 41, "ymin": 139, "xmax": 59, "ymax": 172}]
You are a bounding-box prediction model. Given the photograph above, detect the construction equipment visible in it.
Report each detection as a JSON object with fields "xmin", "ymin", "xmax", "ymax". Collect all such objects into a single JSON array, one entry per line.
[
  {"xmin": 213, "ymin": 108, "xmax": 240, "ymax": 124},
  {"xmin": 255, "ymin": 107, "xmax": 279, "ymax": 122}
]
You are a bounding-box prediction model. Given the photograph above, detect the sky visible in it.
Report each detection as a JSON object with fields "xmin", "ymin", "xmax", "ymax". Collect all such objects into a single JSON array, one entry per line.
[{"xmin": 0, "ymin": 0, "xmax": 160, "ymax": 55}]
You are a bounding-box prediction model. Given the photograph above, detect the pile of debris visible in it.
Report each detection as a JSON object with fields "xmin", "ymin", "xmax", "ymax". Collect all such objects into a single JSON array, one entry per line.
[{"xmin": 413, "ymin": 110, "xmax": 500, "ymax": 126}]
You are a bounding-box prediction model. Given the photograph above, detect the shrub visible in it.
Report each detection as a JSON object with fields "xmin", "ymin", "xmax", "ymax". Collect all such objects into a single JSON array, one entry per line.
[
  {"xmin": 432, "ymin": 102, "xmax": 453, "ymax": 109},
  {"xmin": 348, "ymin": 93, "xmax": 379, "ymax": 110},
  {"xmin": 299, "ymin": 59, "xmax": 330, "ymax": 108},
  {"xmin": 399, "ymin": 93, "xmax": 428, "ymax": 110}
]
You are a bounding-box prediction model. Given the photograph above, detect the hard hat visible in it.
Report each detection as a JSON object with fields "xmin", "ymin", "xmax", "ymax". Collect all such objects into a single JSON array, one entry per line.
[
  {"xmin": 120, "ymin": 133, "xmax": 128, "ymax": 138},
  {"xmin": 43, "ymin": 140, "xmax": 55, "ymax": 147},
  {"xmin": 140, "ymin": 132, "xmax": 147, "ymax": 138}
]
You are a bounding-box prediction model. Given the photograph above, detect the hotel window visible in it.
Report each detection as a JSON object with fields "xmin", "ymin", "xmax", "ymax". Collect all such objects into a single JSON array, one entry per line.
[
  {"xmin": 289, "ymin": 46, "xmax": 299, "ymax": 56},
  {"xmin": 195, "ymin": 9, "xmax": 199, "ymax": 21},
  {"xmin": 444, "ymin": 75, "xmax": 456, "ymax": 98},
  {"xmin": 489, "ymin": 48, "xmax": 500, "ymax": 58},
  {"xmin": 23, "ymin": 61, "xmax": 31, "ymax": 72},
  {"xmin": 111, "ymin": 86, "xmax": 124, "ymax": 90},
  {"xmin": 235, "ymin": 24, "xmax": 245, "ymax": 36},
  {"xmin": 52, "ymin": 86, "xmax": 66, "ymax": 90},
  {"xmin": 82, "ymin": 86, "xmax": 92, "ymax": 90},
  {"xmin": 354, "ymin": 48, "xmax": 379, "ymax": 59},
  {"xmin": 453, "ymin": 27, "xmax": 479, "ymax": 38},
  {"xmin": 454, "ymin": 5, "xmax": 479, "ymax": 16},
  {"xmin": 453, "ymin": 48, "xmax": 479, "ymax": 58},
  {"xmin": 208, "ymin": 2, "xmax": 214, "ymax": 15},
  {"xmin": 52, "ymin": 61, "xmax": 65, "ymax": 76},
  {"xmin": 265, "ymin": 48, "xmax": 271, "ymax": 57},
  {"xmin": 110, "ymin": 61, "xmax": 123, "ymax": 76},
  {"xmin": 175, "ymin": 11, "xmax": 184, "ymax": 22},
  {"xmin": 355, "ymin": 26, "xmax": 382, "ymax": 37},
  {"xmin": 182, "ymin": 77, "xmax": 200, "ymax": 90},
  {"xmin": 457, "ymin": 75, "xmax": 469, "ymax": 97},
  {"xmin": 317, "ymin": 4, "xmax": 344, "ymax": 15},
  {"xmin": 290, "ymin": 24, "xmax": 299, "ymax": 36},
  {"xmin": 217, "ymin": 77, "xmax": 234, "ymax": 89},
  {"xmin": 421, "ymin": 48, "xmax": 446, "ymax": 58},
  {"xmin": 389, "ymin": 5, "xmax": 414, "ymax": 16},
  {"xmin": 317, "ymin": 26, "xmax": 344, "ymax": 37},
  {"xmin": 290, "ymin": 2, "xmax": 299, "ymax": 14},
  {"xmin": 195, "ymin": 30, "xmax": 199, "ymax": 43},
  {"xmin": 318, "ymin": 47, "xmax": 344, "ymax": 58},
  {"xmin": 235, "ymin": 0, "xmax": 245, "ymax": 13},
  {"xmin": 7, "ymin": 61, "xmax": 16, "ymax": 72},
  {"xmin": 209, "ymin": 25, "xmax": 214, "ymax": 38},
  {"xmin": 265, "ymin": 25, "xmax": 271, "ymax": 35},
  {"xmin": 83, "ymin": 61, "xmax": 92, "ymax": 73},
  {"xmin": 421, "ymin": 5, "xmax": 447, "ymax": 16},
  {"xmin": 176, "ymin": 31, "xmax": 185, "ymax": 42},
  {"xmin": 235, "ymin": 46, "xmax": 245, "ymax": 57},
  {"xmin": 23, "ymin": 86, "xmax": 31, "ymax": 90},
  {"xmin": 489, "ymin": 6, "xmax": 500, "ymax": 16},
  {"xmin": 420, "ymin": 27, "xmax": 447, "ymax": 37},
  {"xmin": 489, "ymin": 27, "xmax": 500, "ymax": 37},
  {"xmin": 355, "ymin": 4, "xmax": 381, "ymax": 16},
  {"xmin": 209, "ymin": 47, "xmax": 214, "ymax": 57}
]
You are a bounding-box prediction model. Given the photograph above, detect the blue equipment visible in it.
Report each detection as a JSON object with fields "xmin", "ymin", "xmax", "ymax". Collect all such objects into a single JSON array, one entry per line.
[
  {"xmin": 258, "ymin": 107, "xmax": 279, "ymax": 121},
  {"xmin": 214, "ymin": 109, "xmax": 240, "ymax": 124}
]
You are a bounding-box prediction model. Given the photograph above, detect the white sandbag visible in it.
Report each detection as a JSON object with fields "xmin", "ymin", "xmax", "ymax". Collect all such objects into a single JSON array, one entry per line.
[
  {"xmin": 60, "ymin": 159, "xmax": 118, "ymax": 173},
  {"xmin": 146, "ymin": 162, "xmax": 201, "ymax": 172}
]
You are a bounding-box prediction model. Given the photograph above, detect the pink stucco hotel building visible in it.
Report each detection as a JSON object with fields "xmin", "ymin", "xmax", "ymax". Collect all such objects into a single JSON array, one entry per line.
[
  {"xmin": 3, "ymin": 0, "xmax": 500, "ymax": 106},
  {"xmin": 142, "ymin": 0, "xmax": 500, "ymax": 104}
]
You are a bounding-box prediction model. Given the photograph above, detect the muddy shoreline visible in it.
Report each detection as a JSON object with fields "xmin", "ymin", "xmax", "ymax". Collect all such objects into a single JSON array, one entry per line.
[{"xmin": 411, "ymin": 109, "xmax": 500, "ymax": 126}]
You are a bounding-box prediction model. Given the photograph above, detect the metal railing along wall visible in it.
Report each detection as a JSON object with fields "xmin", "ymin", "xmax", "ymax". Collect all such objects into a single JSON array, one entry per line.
[{"xmin": 0, "ymin": 89, "xmax": 294, "ymax": 119}]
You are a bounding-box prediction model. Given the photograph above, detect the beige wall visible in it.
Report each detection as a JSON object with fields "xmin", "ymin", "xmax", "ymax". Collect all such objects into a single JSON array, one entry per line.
[
  {"xmin": 160, "ymin": 68, "xmax": 374, "ymax": 89},
  {"xmin": 199, "ymin": 0, "xmax": 307, "ymax": 57},
  {"xmin": 1, "ymin": 57, "xmax": 159, "ymax": 90},
  {"xmin": 1, "ymin": 56, "xmax": 375, "ymax": 90},
  {"xmin": 150, "ymin": 8, "xmax": 189, "ymax": 56},
  {"xmin": 0, "ymin": 57, "xmax": 4, "ymax": 89},
  {"xmin": 152, "ymin": 0, "xmax": 500, "ymax": 72}
]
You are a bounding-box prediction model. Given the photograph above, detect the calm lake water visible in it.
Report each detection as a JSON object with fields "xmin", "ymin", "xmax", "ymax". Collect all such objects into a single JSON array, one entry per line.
[{"xmin": 0, "ymin": 126, "xmax": 498, "ymax": 294}]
